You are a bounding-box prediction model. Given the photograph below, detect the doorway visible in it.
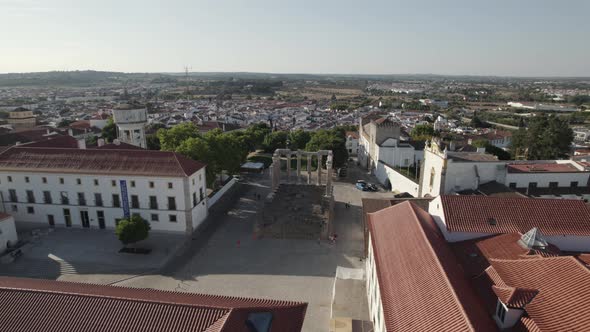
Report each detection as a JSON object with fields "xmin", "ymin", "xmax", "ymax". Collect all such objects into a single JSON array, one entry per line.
[
  {"xmin": 63, "ymin": 209, "xmax": 72, "ymax": 227},
  {"xmin": 80, "ymin": 210, "xmax": 90, "ymax": 228},
  {"xmin": 97, "ymin": 210, "xmax": 105, "ymax": 229},
  {"xmin": 47, "ymin": 214, "xmax": 55, "ymax": 227}
]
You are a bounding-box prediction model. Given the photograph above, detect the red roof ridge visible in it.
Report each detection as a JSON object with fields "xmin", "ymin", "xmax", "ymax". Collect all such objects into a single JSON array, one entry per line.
[
  {"xmin": 0, "ymin": 277, "xmax": 305, "ymax": 310},
  {"xmin": 407, "ymin": 201, "xmax": 479, "ymax": 332}
]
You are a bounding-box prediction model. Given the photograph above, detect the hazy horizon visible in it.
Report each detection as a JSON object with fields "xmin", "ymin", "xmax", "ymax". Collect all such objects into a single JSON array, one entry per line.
[{"xmin": 1, "ymin": 0, "xmax": 589, "ymax": 77}]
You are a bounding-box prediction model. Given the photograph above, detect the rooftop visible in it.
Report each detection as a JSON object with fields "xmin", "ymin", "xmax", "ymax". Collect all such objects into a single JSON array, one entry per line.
[
  {"xmin": 507, "ymin": 162, "xmax": 583, "ymax": 173},
  {"xmin": 440, "ymin": 195, "xmax": 590, "ymax": 236},
  {"xmin": 447, "ymin": 151, "xmax": 499, "ymax": 162},
  {"xmin": 0, "ymin": 146, "xmax": 205, "ymax": 177},
  {"xmin": 0, "ymin": 277, "xmax": 307, "ymax": 332},
  {"xmin": 367, "ymin": 201, "xmax": 496, "ymax": 332}
]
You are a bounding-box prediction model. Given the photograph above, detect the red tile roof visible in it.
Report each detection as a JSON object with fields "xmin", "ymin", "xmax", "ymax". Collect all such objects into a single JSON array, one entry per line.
[
  {"xmin": 475, "ymin": 233, "xmax": 560, "ymax": 261},
  {"xmin": 440, "ymin": 195, "xmax": 590, "ymax": 236},
  {"xmin": 0, "ymin": 146, "xmax": 205, "ymax": 177},
  {"xmin": 491, "ymin": 285, "xmax": 539, "ymax": 309},
  {"xmin": 95, "ymin": 142, "xmax": 144, "ymax": 150},
  {"xmin": 0, "ymin": 212, "xmax": 12, "ymax": 221},
  {"xmin": 345, "ymin": 131, "xmax": 359, "ymax": 139},
  {"xmin": 367, "ymin": 201, "xmax": 496, "ymax": 332},
  {"xmin": 507, "ymin": 162, "xmax": 583, "ymax": 173},
  {"xmin": 0, "ymin": 277, "xmax": 307, "ymax": 332},
  {"xmin": 487, "ymin": 257, "xmax": 590, "ymax": 331},
  {"xmin": 21, "ymin": 135, "xmax": 79, "ymax": 149}
]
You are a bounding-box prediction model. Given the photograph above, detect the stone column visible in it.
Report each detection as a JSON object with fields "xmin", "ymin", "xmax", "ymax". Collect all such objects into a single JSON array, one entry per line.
[
  {"xmin": 317, "ymin": 154, "xmax": 322, "ymax": 185},
  {"xmin": 307, "ymin": 154, "xmax": 312, "ymax": 184},
  {"xmin": 272, "ymin": 152, "xmax": 280, "ymax": 190},
  {"xmin": 326, "ymin": 152, "xmax": 333, "ymax": 196},
  {"xmin": 288, "ymin": 153, "xmax": 293, "ymax": 183},
  {"xmin": 296, "ymin": 151, "xmax": 302, "ymax": 184}
]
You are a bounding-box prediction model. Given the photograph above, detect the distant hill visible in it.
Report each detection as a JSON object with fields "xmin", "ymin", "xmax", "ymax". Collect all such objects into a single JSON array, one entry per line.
[{"xmin": 0, "ymin": 70, "xmax": 169, "ymax": 87}]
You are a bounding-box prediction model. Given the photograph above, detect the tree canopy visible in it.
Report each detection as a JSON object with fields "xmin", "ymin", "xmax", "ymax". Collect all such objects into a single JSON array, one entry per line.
[
  {"xmin": 263, "ymin": 131, "xmax": 289, "ymax": 152},
  {"xmin": 410, "ymin": 124, "xmax": 435, "ymax": 141},
  {"xmin": 510, "ymin": 114, "xmax": 573, "ymax": 160},
  {"xmin": 305, "ymin": 129, "xmax": 348, "ymax": 167},
  {"xmin": 115, "ymin": 215, "xmax": 151, "ymax": 247},
  {"xmin": 101, "ymin": 117, "xmax": 117, "ymax": 143},
  {"xmin": 288, "ymin": 129, "xmax": 312, "ymax": 150}
]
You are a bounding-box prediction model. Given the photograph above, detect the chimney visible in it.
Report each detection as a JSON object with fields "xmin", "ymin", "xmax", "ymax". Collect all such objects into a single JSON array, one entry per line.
[
  {"xmin": 476, "ymin": 147, "xmax": 486, "ymax": 153},
  {"xmin": 67, "ymin": 128, "xmax": 73, "ymax": 136},
  {"xmin": 46, "ymin": 129, "xmax": 51, "ymax": 135},
  {"xmin": 113, "ymin": 139, "xmax": 121, "ymax": 145},
  {"xmin": 97, "ymin": 138, "xmax": 105, "ymax": 147},
  {"xmin": 77, "ymin": 138, "xmax": 86, "ymax": 150}
]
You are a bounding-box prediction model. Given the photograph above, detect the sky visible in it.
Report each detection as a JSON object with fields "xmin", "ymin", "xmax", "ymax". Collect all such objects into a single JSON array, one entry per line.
[{"xmin": 1, "ymin": 0, "xmax": 589, "ymax": 76}]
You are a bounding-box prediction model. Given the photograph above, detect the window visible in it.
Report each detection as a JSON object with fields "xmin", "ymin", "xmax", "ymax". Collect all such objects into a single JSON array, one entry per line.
[
  {"xmin": 11, "ymin": 205, "xmax": 17, "ymax": 212},
  {"xmin": 496, "ymin": 299, "xmax": 507, "ymax": 323},
  {"xmin": 111, "ymin": 180, "xmax": 117, "ymax": 187},
  {"xmin": 95, "ymin": 193, "xmax": 103, "ymax": 206},
  {"xmin": 43, "ymin": 191, "xmax": 52, "ymax": 204},
  {"xmin": 9, "ymin": 189, "xmax": 17, "ymax": 202},
  {"xmin": 549, "ymin": 182, "xmax": 558, "ymax": 189},
  {"xmin": 60, "ymin": 192, "xmax": 69, "ymax": 204},
  {"xmin": 508, "ymin": 182, "xmax": 517, "ymax": 189},
  {"xmin": 168, "ymin": 182, "xmax": 173, "ymax": 189},
  {"xmin": 59, "ymin": 178, "xmax": 64, "ymax": 184},
  {"xmin": 94, "ymin": 179, "xmax": 99, "ymax": 186},
  {"xmin": 26, "ymin": 190, "xmax": 35, "ymax": 203},
  {"xmin": 76, "ymin": 178, "xmax": 82, "ymax": 185},
  {"xmin": 149, "ymin": 181, "xmax": 154, "ymax": 188},
  {"xmin": 131, "ymin": 195, "xmax": 140, "ymax": 209},
  {"xmin": 199, "ymin": 174, "xmax": 202, "ymax": 181},
  {"xmin": 149, "ymin": 196, "xmax": 158, "ymax": 209},
  {"xmin": 27, "ymin": 206, "xmax": 34, "ymax": 214},
  {"xmin": 192, "ymin": 192, "xmax": 197, "ymax": 207},
  {"xmin": 167, "ymin": 197, "xmax": 176, "ymax": 210},
  {"xmin": 42, "ymin": 177, "xmax": 47, "ymax": 184},
  {"xmin": 246, "ymin": 312, "xmax": 273, "ymax": 332},
  {"xmin": 78, "ymin": 192, "xmax": 86, "ymax": 206},
  {"xmin": 192, "ymin": 179, "xmax": 195, "ymax": 185},
  {"xmin": 528, "ymin": 182, "xmax": 537, "ymax": 189},
  {"xmin": 7, "ymin": 176, "xmax": 12, "ymax": 182},
  {"xmin": 130, "ymin": 181, "xmax": 136, "ymax": 188},
  {"xmin": 199, "ymin": 188, "xmax": 204, "ymax": 201},
  {"xmin": 571, "ymin": 181, "xmax": 579, "ymax": 188},
  {"xmin": 429, "ymin": 168, "xmax": 436, "ymax": 188},
  {"xmin": 25, "ymin": 176, "xmax": 30, "ymax": 183},
  {"xmin": 151, "ymin": 214, "xmax": 159, "ymax": 222},
  {"xmin": 112, "ymin": 194, "xmax": 120, "ymax": 207},
  {"xmin": 169, "ymin": 214, "xmax": 177, "ymax": 222}
]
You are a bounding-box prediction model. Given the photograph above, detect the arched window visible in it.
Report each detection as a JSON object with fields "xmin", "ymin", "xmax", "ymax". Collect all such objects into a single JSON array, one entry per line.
[{"xmin": 429, "ymin": 167, "xmax": 436, "ymax": 188}]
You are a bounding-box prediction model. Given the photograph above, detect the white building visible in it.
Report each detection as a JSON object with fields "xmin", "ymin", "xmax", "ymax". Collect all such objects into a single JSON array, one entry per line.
[
  {"xmin": 345, "ymin": 131, "xmax": 359, "ymax": 156},
  {"xmin": 0, "ymin": 213, "xmax": 18, "ymax": 254},
  {"xmin": 0, "ymin": 146, "xmax": 208, "ymax": 235},
  {"xmin": 419, "ymin": 140, "xmax": 590, "ymax": 199}
]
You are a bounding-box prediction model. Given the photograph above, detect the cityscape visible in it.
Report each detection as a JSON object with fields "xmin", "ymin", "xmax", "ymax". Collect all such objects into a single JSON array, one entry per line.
[{"xmin": 1, "ymin": 1, "xmax": 590, "ymax": 332}]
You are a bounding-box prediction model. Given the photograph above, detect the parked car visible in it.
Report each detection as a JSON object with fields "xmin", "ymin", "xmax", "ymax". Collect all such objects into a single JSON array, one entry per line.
[
  {"xmin": 338, "ymin": 167, "xmax": 347, "ymax": 177},
  {"xmin": 367, "ymin": 183, "xmax": 378, "ymax": 192}
]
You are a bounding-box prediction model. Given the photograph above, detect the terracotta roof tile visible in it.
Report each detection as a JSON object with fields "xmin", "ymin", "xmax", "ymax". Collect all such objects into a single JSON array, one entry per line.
[
  {"xmin": 367, "ymin": 201, "xmax": 496, "ymax": 332},
  {"xmin": 487, "ymin": 257, "xmax": 590, "ymax": 331},
  {"xmin": 491, "ymin": 285, "xmax": 539, "ymax": 308},
  {"xmin": 440, "ymin": 195, "xmax": 590, "ymax": 236},
  {"xmin": 0, "ymin": 277, "xmax": 307, "ymax": 332},
  {"xmin": 0, "ymin": 146, "xmax": 205, "ymax": 177},
  {"xmin": 507, "ymin": 162, "xmax": 584, "ymax": 173}
]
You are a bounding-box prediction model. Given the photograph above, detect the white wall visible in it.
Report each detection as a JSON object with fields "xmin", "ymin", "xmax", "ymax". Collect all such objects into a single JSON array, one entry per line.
[
  {"xmin": 420, "ymin": 148, "xmax": 446, "ymax": 197},
  {"xmin": 0, "ymin": 216, "xmax": 18, "ymax": 253},
  {"xmin": 375, "ymin": 162, "xmax": 419, "ymax": 196},
  {"xmin": 366, "ymin": 233, "xmax": 386, "ymax": 332},
  {"xmin": 505, "ymin": 172, "xmax": 590, "ymax": 189},
  {"xmin": 208, "ymin": 177, "xmax": 237, "ymax": 207},
  {"xmin": 0, "ymin": 168, "xmax": 208, "ymax": 234},
  {"xmin": 444, "ymin": 160, "xmax": 505, "ymax": 193}
]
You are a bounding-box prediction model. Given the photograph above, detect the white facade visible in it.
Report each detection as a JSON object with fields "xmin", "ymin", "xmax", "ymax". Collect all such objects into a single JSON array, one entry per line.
[
  {"xmin": 0, "ymin": 169, "xmax": 208, "ymax": 235},
  {"xmin": 0, "ymin": 215, "xmax": 18, "ymax": 253},
  {"xmin": 366, "ymin": 232, "xmax": 386, "ymax": 332},
  {"xmin": 345, "ymin": 135, "xmax": 359, "ymax": 156},
  {"xmin": 374, "ymin": 162, "xmax": 420, "ymax": 196}
]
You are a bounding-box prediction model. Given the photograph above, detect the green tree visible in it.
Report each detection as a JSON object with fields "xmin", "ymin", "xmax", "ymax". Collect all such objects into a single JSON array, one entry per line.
[
  {"xmin": 101, "ymin": 118, "xmax": 117, "ymax": 143},
  {"xmin": 58, "ymin": 118, "xmax": 73, "ymax": 128},
  {"xmin": 510, "ymin": 114, "xmax": 573, "ymax": 160},
  {"xmin": 288, "ymin": 129, "xmax": 311, "ymax": 150},
  {"xmin": 263, "ymin": 131, "xmax": 289, "ymax": 152},
  {"xmin": 146, "ymin": 134, "xmax": 160, "ymax": 150},
  {"xmin": 306, "ymin": 129, "xmax": 348, "ymax": 167},
  {"xmin": 157, "ymin": 122, "xmax": 200, "ymax": 151},
  {"xmin": 115, "ymin": 215, "xmax": 151, "ymax": 247},
  {"xmin": 176, "ymin": 136, "xmax": 217, "ymax": 187},
  {"xmin": 410, "ymin": 124, "xmax": 435, "ymax": 141},
  {"xmin": 472, "ymin": 139, "xmax": 511, "ymax": 160}
]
